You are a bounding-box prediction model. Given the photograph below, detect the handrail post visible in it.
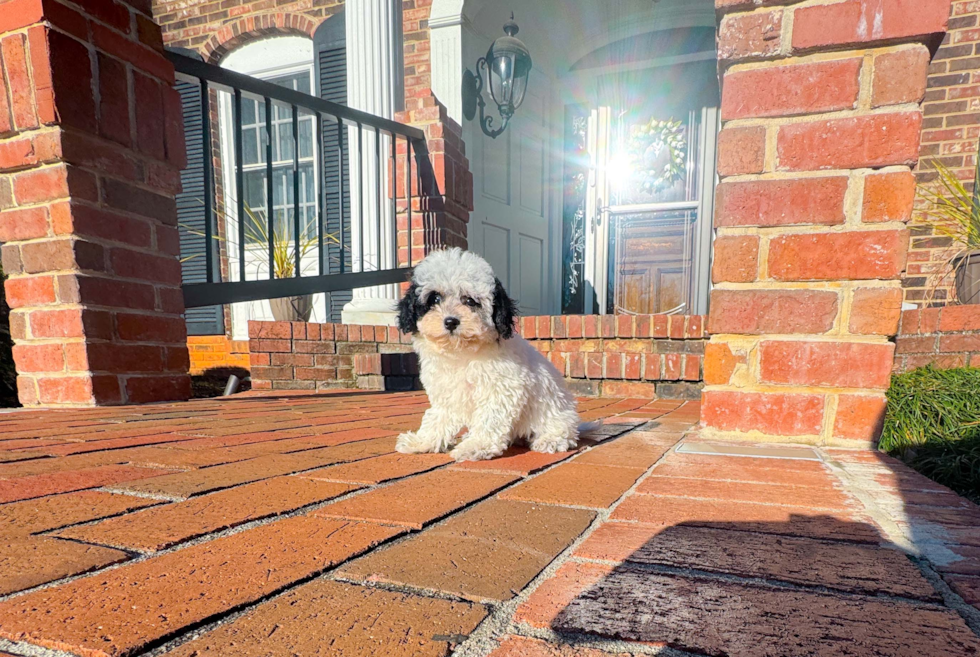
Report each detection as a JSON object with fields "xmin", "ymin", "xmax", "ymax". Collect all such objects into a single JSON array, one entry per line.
[
  {"xmin": 292, "ymin": 104, "xmax": 301, "ymax": 278},
  {"xmin": 265, "ymin": 96, "xmax": 274, "ymax": 280}
]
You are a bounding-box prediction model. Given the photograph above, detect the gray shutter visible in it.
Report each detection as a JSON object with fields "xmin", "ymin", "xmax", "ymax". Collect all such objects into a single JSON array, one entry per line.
[
  {"xmin": 315, "ymin": 12, "xmax": 351, "ymax": 323},
  {"xmin": 176, "ymin": 77, "xmax": 224, "ymax": 335}
]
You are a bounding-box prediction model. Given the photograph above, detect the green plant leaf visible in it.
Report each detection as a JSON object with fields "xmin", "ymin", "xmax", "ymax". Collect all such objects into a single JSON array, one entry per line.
[
  {"xmin": 918, "ymin": 160, "xmax": 980, "ymax": 296},
  {"xmin": 178, "ymin": 197, "xmax": 349, "ymax": 277}
]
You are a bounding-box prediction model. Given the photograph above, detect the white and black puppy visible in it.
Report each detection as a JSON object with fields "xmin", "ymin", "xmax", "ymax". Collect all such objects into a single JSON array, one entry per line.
[{"xmin": 395, "ymin": 248, "xmax": 585, "ymax": 462}]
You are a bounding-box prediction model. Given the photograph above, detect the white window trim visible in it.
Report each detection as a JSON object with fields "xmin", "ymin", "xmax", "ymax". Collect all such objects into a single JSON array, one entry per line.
[
  {"xmin": 222, "ymin": 35, "xmax": 314, "ymax": 77},
  {"xmin": 216, "ymin": 36, "xmax": 324, "ymax": 340}
]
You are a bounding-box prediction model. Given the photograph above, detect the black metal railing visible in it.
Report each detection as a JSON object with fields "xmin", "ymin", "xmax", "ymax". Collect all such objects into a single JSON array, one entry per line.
[{"xmin": 170, "ymin": 52, "xmax": 425, "ymax": 309}]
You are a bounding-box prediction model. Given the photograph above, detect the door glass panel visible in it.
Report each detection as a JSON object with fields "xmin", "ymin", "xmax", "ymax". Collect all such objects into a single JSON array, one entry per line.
[
  {"xmin": 608, "ymin": 111, "xmax": 700, "ymax": 207},
  {"xmin": 561, "ymin": 105, "xmax": 589, "ymax": 314}
]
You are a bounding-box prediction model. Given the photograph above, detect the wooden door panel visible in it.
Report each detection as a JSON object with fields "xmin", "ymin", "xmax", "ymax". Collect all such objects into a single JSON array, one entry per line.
[
  {"xmin": 613, "ymin": 214, "xmax": 694, "ymax": 315},
  {"xmin": 616, "ymin": 268, "xmax": 653, "ymax": 315},
  {"xmin": 481, "ymin": 128, "xmax": 510, "ymax": 203},
  {"xmin": 657, "ymin": 269, "xmax": 685, "ymax": 314},
  {"xmin": 519, "ymin": 133, "xmax": 545, "ymax": 216},
  {"xmin": 463, "ymin": 33, "xmax": 556, "ymax": 315}
]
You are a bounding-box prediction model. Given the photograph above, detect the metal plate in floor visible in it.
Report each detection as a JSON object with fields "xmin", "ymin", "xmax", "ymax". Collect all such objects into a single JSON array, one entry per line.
[{"xmin": 676, "ymin": 441, "xmax": 820, "ymax": 461}]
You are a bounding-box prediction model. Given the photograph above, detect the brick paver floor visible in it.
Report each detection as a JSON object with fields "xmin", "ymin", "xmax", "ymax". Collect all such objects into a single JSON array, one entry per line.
[{"xmin": 1, "ymin": 390, "xmax": 980, "ymax": 656}]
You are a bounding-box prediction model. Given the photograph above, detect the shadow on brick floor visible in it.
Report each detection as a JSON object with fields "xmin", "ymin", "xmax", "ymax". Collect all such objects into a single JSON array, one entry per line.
[{"xmin": 542, "ymin": 451, "xmax": 980, "ymax": 656}]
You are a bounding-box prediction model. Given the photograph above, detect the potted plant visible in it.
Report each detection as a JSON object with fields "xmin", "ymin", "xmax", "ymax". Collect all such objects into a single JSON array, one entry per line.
[
  {"xmin": 244, "ymin": 206, "xmax": 317, "ymax": 322},
  {"xmin": 182, "ymin": 204, "xmax": 347, "ymax": 322},
  {"xmin": 919, "ymin": 161, "xmax": 980, "ymax": 305}
]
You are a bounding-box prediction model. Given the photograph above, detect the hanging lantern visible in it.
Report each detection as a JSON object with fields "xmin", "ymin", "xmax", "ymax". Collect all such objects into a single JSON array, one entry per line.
[{"xmin": 462, "ymin": 13, "xmax": 533, "ymax": 139}]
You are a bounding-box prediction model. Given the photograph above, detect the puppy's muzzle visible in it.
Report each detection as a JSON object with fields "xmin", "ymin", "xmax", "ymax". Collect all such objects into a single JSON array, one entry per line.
[{"xmin": 443, "ymin": 317, "xmax": 460, "ymax": 333}]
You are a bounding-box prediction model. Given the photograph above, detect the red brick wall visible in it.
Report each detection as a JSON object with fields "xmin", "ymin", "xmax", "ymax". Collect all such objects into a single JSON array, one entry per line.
[
  {"xmin": 249, "ymin": 315, "xmax": 705, "ymax": 399},
  {"xmin": 248, "ymin": 320, "xmax": 417, "ymax": 392},
  {"xmin": 396, "ymin": 0, "xmax": 472, "ymax": 258},
  {"xmin": 704, "ymin": 0, "xmax": 947, "ymax": 447},
  {"xmin": 518, "ymin": 315, "xmax": 705, "ymax": 400},
  {"xmin": 910, "ymin": 0, "xmax": 978, "ymax": 306},
  {"xmin": 894, "ymin": 305, "xmax": 980, "ymax": 370},
  {"xmin": 153, "ymin": 0, "xmax": 340, "ymax": 57}
]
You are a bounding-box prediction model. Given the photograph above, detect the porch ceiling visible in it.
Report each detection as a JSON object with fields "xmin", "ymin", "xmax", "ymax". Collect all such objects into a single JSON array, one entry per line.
[{"xmin": 463, "ymin": 0, "xmax": 716, "ymax": 76}]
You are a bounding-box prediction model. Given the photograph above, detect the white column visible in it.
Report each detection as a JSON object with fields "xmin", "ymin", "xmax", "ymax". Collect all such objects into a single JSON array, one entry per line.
[
  {"xmin": 342, "ymin": 0, "xmax": 403, "ymax": 325},
  {"xmin": 429, "ymin": 14, "xmax": 465, "ymax": 126}
]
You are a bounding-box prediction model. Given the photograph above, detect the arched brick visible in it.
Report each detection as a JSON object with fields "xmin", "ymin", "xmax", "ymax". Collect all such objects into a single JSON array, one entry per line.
[{"xmin": 201, "ymin": 13, "xmax": 318, "ymax": 64}]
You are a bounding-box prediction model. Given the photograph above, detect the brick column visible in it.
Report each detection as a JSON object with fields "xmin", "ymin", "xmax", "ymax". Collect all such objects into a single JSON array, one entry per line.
[
  {"xmin": 394, "ymin": 0, "xmax": 473, "ymax": 261},
  {"xmin": 703, "ymin": 0, "xmax": 950, "ymax": 447},
  {"xmin": 395, "ymin": 98, "xmax": 472, "ymax": 264},
  {"xmin": 0, "ymin": 0, "xmax": 190, "ymax": 406}
]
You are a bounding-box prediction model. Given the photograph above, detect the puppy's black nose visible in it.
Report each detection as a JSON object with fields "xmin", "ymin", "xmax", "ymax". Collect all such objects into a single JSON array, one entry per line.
[{"xmin": 444, "ymin": 317, "xmax": 460, "ymax": 332}]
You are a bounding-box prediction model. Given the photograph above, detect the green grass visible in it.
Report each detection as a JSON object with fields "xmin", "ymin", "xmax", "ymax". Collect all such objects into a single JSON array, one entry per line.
[
  {"xmin": 880, "ymin": 366, "xmax": 980, "ymax": 503},
  {"xmin": 904, "ymin": 437, "xmax": 980, "ymax": 504}
]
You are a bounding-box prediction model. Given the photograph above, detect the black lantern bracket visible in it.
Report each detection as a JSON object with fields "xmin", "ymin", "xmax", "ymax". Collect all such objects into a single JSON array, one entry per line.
[
  {"xmin": 463, "ymin": 60, "xmax": 508, "ymax": 139},
  {"xmin": 462, "ymin": 13, "xmax": 531, "ymax": 140}
]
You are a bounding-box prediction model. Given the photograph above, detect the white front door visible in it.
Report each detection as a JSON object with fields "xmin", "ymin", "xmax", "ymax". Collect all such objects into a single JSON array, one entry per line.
[{"xmin": 465, "ymin": 63, "xmax": 559, "ymax": 315}]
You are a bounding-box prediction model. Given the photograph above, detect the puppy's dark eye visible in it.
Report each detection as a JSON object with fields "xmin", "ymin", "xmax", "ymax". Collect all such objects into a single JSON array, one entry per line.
[
  {"xmin": 463, "ymin": 296, "xmax": 480, "ymax": 308},
  {"xmin": 429, "ymin": 293, "xmax": 442, "ymax": 305}
]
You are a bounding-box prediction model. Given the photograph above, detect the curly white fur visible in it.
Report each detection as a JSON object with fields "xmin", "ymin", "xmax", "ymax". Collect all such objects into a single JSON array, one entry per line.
[{"xmin": 395, "ymin": 248, "xmax": 582, "ymax": 462}]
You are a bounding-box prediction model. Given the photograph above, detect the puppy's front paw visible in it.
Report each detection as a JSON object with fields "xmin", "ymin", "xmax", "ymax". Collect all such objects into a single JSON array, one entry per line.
[
  {"xmin": 450, "ymin": 438, "xmax": 505, "ymax": 462},
  {"xmin": 396, "ymin": 431, "xmax": 435, "ymax": 454},
  {"xmin": 530, "ymin": 434, "xmax": 577, "ymax": 454}
]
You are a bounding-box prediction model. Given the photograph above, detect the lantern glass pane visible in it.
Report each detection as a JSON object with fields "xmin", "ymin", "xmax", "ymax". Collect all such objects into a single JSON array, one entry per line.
[
  {"xmin": 489, "ymin": 53, "xmax": 515, "ymax": 107},
  {"xmin": 511, "ymin": 70, "xmax": 528, "ymax": 110}
]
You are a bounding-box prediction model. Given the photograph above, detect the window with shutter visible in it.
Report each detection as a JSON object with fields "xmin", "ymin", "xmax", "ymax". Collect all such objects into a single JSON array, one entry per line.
[
  {"xmin": 215, "ymin": 36, "xmax": 325, "ymax": 339},
  {"xmin": 175, "ymin": 62, "xmax": 224, "ymax": 336},
  {"xmin": 315, "ymin": 11, "xmax": 351, "ymax": 323}
]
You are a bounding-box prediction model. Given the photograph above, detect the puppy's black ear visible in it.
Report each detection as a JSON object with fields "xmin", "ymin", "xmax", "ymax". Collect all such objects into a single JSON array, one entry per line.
[
  {"xmin": 491, "ymin": 277, "xmax": 518, "ymax": 340},
  {"xmin": 397, "ymin": 283, "xmax": 421, "ymax": 334}
]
